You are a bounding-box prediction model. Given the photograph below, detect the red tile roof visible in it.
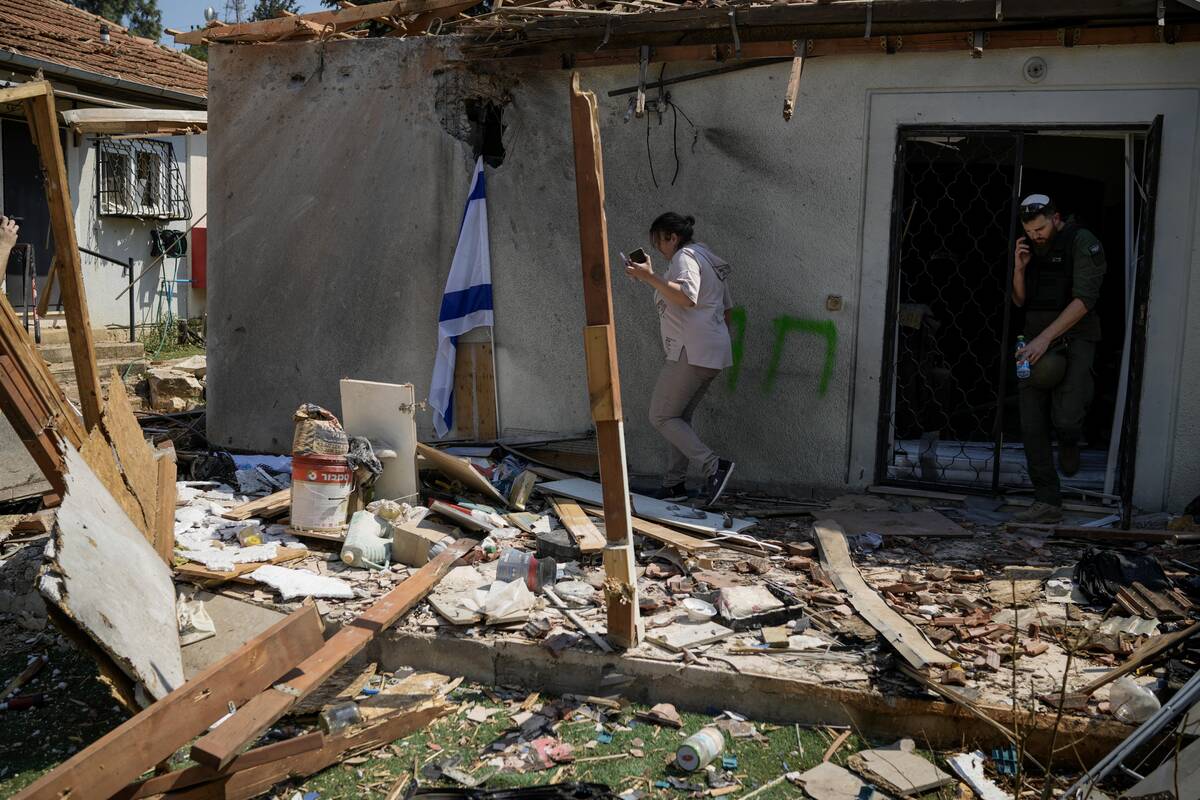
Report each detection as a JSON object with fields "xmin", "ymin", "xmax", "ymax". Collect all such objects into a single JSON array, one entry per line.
[{"xmin": 0, "ymin": 0, "xmax": 206, "ymax": 100}]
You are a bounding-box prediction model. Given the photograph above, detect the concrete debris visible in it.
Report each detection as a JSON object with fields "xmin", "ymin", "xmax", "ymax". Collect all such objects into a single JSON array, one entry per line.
[
  {"xmin": 146, "ymin": 367, "xmax": 205, "ymax": 413},
  {"xmin": 794, "ymin": 762, "xmax": 887, "ymax": 800},
  {"xmin": 847, "ymin": 746, "xmax": 955, "ymax": 796}
]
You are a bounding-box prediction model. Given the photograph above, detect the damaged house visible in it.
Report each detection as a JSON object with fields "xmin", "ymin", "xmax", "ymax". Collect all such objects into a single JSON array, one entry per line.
[
  {"xmin": 197, "ymin": 0, "xmax": 1200, "ymax": 516},
  {"xmin": 1, "ymin": 1, "xmax": 1200, "ymax": 799}
]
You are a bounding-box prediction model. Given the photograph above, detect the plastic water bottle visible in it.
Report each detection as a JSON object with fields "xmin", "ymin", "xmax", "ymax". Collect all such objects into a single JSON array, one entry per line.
[{"xmin": 1016, "ymin": 336, "xmax": 1031, "ymax": 380}]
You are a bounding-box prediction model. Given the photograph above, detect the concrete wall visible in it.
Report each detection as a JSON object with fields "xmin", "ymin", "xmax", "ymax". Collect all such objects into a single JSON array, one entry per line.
[{"xmin": 206, "ymin": 38, "xmax": 1200, "ymax": 510}]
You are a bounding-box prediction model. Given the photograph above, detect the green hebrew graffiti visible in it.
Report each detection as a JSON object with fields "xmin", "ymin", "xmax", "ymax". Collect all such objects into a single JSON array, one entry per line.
[
  {"xmin": 726, "ymin": 306, "xmax": 748, "ymax": 391},
  {"xmin": 763, "ymin": 316, "xmax": 838, "ymax": 396}
]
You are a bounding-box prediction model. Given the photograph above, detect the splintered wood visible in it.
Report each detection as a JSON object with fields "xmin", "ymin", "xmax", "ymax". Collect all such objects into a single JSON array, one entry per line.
[{"xmin": 815, "ymin": 520, "xmax": 952, "ymax": 672}]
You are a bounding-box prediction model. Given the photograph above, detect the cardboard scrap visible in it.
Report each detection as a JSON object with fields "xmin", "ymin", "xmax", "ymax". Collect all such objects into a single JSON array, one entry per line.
[
  {"xmin": 795, "ymin": 762, "xmax": 887, "ymax": 800},
  {"xmin": 646, "ymin": 621, "xmax": 735, "ymax": 652},
  {"xmin": 634, "ymin": 703, "xmax": 683, "ymax": 728}
]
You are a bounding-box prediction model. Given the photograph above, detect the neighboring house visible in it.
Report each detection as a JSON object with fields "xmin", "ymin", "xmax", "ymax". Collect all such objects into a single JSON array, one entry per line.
[
  {"xmin": 0, "ymin": 0, "xmax": 207, "ymax": 331},
  {"xmin": 204, "ymin": 0, "xmax": 1200, "ymax": 514},
  {"xmin": 0, "ymin": 0, "xmax": 207, "ymax": 498}
]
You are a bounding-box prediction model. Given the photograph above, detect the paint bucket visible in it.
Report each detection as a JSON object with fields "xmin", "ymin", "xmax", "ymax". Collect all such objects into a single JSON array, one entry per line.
[
  {"xmin": 495, "ymin": 548, "xmax": 556, "ymax": 592},
  {"xmin": 291, "ymin": 454, "xmax": 353, "ymax": 531},
  {"xmin": 675, "ymin": 727, "xmax": 724, "ymax": 772}
]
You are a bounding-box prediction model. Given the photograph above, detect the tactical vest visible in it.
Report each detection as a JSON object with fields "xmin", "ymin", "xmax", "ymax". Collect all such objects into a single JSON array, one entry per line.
[{"xmin": 1025, "ymin": 223, "xmax": 1080, "ymax": 312}]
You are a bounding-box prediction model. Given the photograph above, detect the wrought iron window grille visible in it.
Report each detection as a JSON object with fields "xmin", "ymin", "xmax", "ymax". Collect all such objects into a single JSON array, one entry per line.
[{"xmin": 95, "ymin": 137, "xmax": 191, "ymax": 221}]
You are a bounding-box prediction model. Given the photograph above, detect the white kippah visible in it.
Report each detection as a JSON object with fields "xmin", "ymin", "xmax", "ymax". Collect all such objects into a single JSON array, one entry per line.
[{"xmin": 1021, "ymin": 193, "xmax": 1051, "ymax": 207}]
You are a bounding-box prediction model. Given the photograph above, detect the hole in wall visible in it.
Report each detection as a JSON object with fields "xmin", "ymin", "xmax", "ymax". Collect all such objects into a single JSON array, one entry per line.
[{"xmin": 465, "ymin": 98, "xmax": 506, "ymax": 167}]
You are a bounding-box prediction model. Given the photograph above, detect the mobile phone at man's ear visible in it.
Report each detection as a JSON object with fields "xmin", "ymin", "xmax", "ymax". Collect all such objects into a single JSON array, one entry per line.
[{"xmin": 628, "ymin": 248, "xmax": 648, "ymax": 264}]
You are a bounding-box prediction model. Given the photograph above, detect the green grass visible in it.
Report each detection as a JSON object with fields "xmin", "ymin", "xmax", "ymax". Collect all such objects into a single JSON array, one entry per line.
[
  {"xmin": 292, "ymin": 684, "xmax": 906, "ymax": 800},
  {"xmin": 0, "ymin": 640, "xmax": 132, "ymax": 797},
  {"xmin": 0, "ymin": 667, "xmax": 954, "ymax": 800}
]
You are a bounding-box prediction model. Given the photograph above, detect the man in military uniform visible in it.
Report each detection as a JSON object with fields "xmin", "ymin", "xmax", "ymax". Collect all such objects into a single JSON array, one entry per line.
[{"xmin": 1011, "ymin": 194, "xmax": 1107, "ymax": 523}]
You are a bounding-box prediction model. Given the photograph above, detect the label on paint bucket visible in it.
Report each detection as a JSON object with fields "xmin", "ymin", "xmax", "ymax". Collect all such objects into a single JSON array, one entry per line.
[
  {"xmin": 291, "ymin": 455, "xmax": 353, "ymax": 531},
  {"xmin": 676, "ymin": 727, "xmax": 724, "ymax": 772}
]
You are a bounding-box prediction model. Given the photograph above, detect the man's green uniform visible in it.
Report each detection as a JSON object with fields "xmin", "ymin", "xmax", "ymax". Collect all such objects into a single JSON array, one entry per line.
[{"xmin": 1018, "ymin": 221, "xmax": 1107, "ymax": 506}]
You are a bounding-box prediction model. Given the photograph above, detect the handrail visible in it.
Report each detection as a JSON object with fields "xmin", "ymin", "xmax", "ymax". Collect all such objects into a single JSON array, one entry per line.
[{"xmin": 78, "ymin": 246, "xmax": 135, "ymax": 342}]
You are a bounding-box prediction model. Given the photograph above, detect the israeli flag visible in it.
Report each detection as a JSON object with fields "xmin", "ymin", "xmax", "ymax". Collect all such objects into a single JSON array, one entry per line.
[{"xmin": 431, "ymin": 157, "xmax": 493, "ymax": 438}]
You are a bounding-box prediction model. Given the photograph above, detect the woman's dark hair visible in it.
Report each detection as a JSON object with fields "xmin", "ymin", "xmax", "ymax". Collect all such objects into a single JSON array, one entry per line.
[{"xmin": 650, "ymin": 212, "xmax": 695, "ymax": 244}]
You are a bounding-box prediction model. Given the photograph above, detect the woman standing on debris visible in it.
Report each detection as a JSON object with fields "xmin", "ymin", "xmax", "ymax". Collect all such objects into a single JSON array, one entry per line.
[{"xmin": 624, "ymin": 212, "xmax": 735, "ymax": 506}]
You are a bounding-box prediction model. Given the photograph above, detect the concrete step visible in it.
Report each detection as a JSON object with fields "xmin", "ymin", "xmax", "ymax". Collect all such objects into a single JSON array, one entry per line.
[
  {"xmin": 36, "ymin": 340, "xmax": 145, "ymax": 364},
  {"xmin": 49, "ymin": 357, "xmax": 147, "ymax": 382},
  {"xmin": 34, "ymin": 326, "xmax": 136, "ymax": 346}
]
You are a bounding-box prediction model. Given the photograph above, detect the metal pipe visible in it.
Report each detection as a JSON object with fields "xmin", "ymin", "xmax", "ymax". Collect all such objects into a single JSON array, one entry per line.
[
  {"xmin": 608, "ymin": 58, "xmax": 790, "ymax": 97},
  {"xmin": 0, "ymin": 51, "xmax": 206, "ymax": 108},
  {"xmin": 78, "ymin": 246, "xmax": 127, "ymax": 268},
  {"xmin": 1062, "ymin": 667, "xmax": 1200, "ymax": 799},
  {"xmin": 127, "ymin": 257, "xmax": 136, "ymax": 343}
]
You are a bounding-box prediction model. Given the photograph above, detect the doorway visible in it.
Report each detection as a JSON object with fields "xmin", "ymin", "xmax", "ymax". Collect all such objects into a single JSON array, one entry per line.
[
  {"xmin": 876, "ymin": 123, "xmax": 1161, "ymax": 508},
  {"xmin": 2, "ymin": 118, "xmax": 54, "ymax": 309}
]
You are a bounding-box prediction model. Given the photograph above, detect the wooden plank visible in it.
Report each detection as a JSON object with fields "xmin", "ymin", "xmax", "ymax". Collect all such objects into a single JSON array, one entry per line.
[
  {"xmin": 114, "ymin": 732, "xmax": 325, "ymax": 799},
  {"xmin": 583, "ymin": 325, "xmax": 620, "ymax": 422},
  {"xmin": 541, "ymin": 477, "xmax": 756, "ymax": 534},
  {"xmin": 24, "ymin": 88, "xmax": 103, "ymax": 430},
  {"xmin": 0, "ymin": 355, "xmax": 67, "ymax": 494},
  {"xmin": 814, "ymin": 520, "xmax": 952, "ymax": 672},
  {"xmin": 154, "ymin": 441, "xmax": 178, "ymax": 564},
  {"xmin": 782, "ymin": 48, "xmax": 804, "ymax": 121},
  {"xmin": 453, "ymin": 340, "xmax": 478, "ymax": 440},
  {"xmin": 867, "ymin": 485, "xmax": 968, "ymax": 502},
  {"xmin": 14, "ymin": 605, "xmax": 324, "ymax": 800},
  {"xmin": 165, "ymin": 701, "xmax": 448, "ymax": 800},
  {"xmin": 221, "ymin": 488, "xmax": 291, "ymax": 521},
  {"xmin": 189, "ymin": 538, "xmax": 474, "ymax": 770},
  {"xmin": 549, "ymin": 497, "xmax": 606, "ymax": 553},
  {"xmin": 1077, "ymin": 621, "xmax": 1199, "ymax": 698},
  {"xmin": 825, "ymin": 509, "xmax": 970, "ymax": 538},
  {"xmin": 102, "ymin": 370, "xmax": 159, "ymax": 539},
  {"xmin": 1003, "ymin": 522, "xmax": 1192, "ymax": 543},
  {"xmin": 174, "ymin": 0, "xmax": 467, "ymax": 42},
  {"xmin": 582, "ymin": 506, "xmax": 719, "ymax": 553},
  {"xmin": 569, "ymin": 72, "xmax": 639, "ymax": 649},
  {"xmin": 416, "ymin": 442, "xmax": 507, "ymax": 505},
  {"xmin": 0, "ymin": 80, "xmax": 49, "ymax": 104},
  {"xmin": 35, "ymin": 254, "xmax": 57, "ymax": 317},
  {"xmin": 175, "ymin": 547, "xmax": 309, "ymax": 587},
  {"xmin": 475, "ymin": 340, "xmax": 498, "ymax": 440}
]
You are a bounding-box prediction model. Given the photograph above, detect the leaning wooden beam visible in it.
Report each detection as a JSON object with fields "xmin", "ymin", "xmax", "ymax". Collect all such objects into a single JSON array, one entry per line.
[
  {"xmin": 174, "ymin": 0, "xmax": 469, "ymax": 43},
  {"xmin": 782, "ymin": 41, "xmax": 805, "ymax": 121},
  {"xmin": 22, "ymin": 84, "xmax": 103, "ymax": 430},
  {"xmin": 0, "ymin": 81, "xmax": 51, "ymax": 104},
  {"xmin": 12, "ymin": 605, "xmax": 325, "ymax": 800},
  {"xmin": 190, "ymin": 538, "xmax": 474, "ymax": 769},
  {"xmin": 159, "ymin": 701, "xmax": 448, "ymax": 800},
  {"xmin": 0, "ymin": 288, "xmax": 84, "ymax": 495},
  {"xmin": 568, "ymin": 72, "xmax": 640, "ymax": 649},
  {"xmin": 815, "ymin": 520, "xmax": 952, "ymax": 673}
]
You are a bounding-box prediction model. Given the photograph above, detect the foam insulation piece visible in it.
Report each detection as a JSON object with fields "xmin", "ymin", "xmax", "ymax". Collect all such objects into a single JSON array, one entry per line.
[
  {"xmin": 249, "ymin": 564, "xmax": 355, "ymax": 599},
  {"xmin": 40, "ymin": 442, "xmax": 184, "ymax": 700}
]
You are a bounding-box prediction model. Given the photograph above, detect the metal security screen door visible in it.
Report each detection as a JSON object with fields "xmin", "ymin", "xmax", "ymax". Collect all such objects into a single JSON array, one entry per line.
[
  {"xmin": 877, "ymin": 124, "xmax": 1159, "ymax": 502},
  {"xmin": 879, "ymin": 130, "xmax": 1021, "ymax": 491}
]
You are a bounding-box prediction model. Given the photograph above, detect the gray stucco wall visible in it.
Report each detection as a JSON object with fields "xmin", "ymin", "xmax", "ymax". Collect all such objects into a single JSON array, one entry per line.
[{"xmin": 207, "ymin": 38, "xmax": 1200, "ymax": 510}]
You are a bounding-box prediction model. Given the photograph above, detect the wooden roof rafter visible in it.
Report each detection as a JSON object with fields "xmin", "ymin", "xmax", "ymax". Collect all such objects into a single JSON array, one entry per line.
[{"xmin": 172, "ymin": 0, "xmax": 473, "ymax": 44}]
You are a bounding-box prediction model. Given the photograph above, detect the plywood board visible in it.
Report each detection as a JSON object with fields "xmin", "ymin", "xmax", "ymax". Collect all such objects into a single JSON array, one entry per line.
[
  {"xmin": 645, "ymin": 620, "xmax": 734, "ymax": 652},
  {"xmin": 416, "ymin": 442, "xmax": 506, "ymax": 505},
  {"xmin": 549, "ymin": 497, "xmax": 605, "ymax": 553},
  {"xmin": 79, "ymin": 424, "xmax": 144, "ymax": 534},
  {"xmin": 40, "ymin": 442, "xmax": 183, "ymax": 701},
  {"xmin": 540, "ymin": 478, "xmax": 755, "ymax": 535},
  {"xmin": 825, "ymin": 508, "xmax": 969, "ymax": 538},
  {"xmin": 815, "ymin": 520, "xmax": 952, "ymax": 672},
  {"xmin": 102, "ymin": 371, "xmax": 158, "ymax": 537},
  {"xmin": 340, "ymin": 379, "xmax": 418, "ymax": 503}
]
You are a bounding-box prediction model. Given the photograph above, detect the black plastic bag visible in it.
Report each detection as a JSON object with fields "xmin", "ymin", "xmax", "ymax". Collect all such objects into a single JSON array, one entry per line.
[{"xmin": 1073, "ymin": 547, "xmax": 1170, "ymax": 604}]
